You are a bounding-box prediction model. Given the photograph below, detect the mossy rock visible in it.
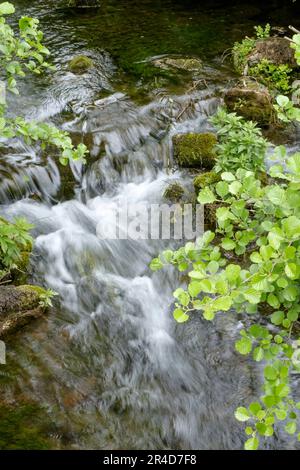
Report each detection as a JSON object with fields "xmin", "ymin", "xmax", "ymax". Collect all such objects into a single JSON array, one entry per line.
[
  {"xmin": 193, "ymin": 171, "xmax": 220, "ymax": 194},
  {"xmin": 152, "ymin": 56, "xmax": 202, "ymax": 73},
  {"xmin": 224, "ymin": 80, "xmax": 274, "ymax": 126},
  {"xmin": 172, "ymin": 133, "xmax": 217, "ymax": 169},
  {"xmin": 69, "ymin": 55, "xmax": 94, "ymax": 74},
  {"xmin": 247, "ymin": 37, "xmax": 297, "ymax": 69},
  {"xmin": 0, "ymin": 285, "xmax": 47, "ymax": 338},
  {"xmin": 163, "ymin": 182, "xmax": 185, "ymax": 202}
]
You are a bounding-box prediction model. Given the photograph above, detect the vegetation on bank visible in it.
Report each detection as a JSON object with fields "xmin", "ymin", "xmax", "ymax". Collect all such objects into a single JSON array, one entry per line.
[{"xmin": 151, "ymin": 29, "xmax": 300, "ymax": 450}]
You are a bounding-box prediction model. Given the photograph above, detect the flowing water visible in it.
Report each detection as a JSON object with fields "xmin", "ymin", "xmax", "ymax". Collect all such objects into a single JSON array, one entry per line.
[{"xmin": 1, "ymin": 0, "xmax": 300, "ymax": 450}]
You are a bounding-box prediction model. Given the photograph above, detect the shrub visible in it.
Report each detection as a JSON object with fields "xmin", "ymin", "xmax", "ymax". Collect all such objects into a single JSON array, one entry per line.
[
  {"xmin": 249, "ymin": 59, "xmax": 292, "ymax": 93},
  {"xmin": 210, "ymin": 109, "xmax": 268, "ymax": 174}
]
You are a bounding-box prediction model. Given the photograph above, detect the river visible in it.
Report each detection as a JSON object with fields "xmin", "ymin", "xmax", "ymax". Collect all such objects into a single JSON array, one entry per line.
[{"xmin": 0, "ymin": 0, "xmax": 299, "ymax": 450}]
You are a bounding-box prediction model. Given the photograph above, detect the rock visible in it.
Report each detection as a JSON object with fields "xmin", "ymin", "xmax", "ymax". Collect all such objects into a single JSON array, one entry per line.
[
  {"xmin": 69, "ymin": 55, "xmax": 94, "ymax": 74},
  {"xmin": 68, "ymin": 0, "xmax": 100, "ymax": 7},
  {"xmin": 193, "ymin": 171, "xmax": 220, "ymax": 194},
  {"xmin": 247, "ymin": 37, "xmax": 297, "ymax": 69},
  {"xmin": 152, "ymin": 56, "xmax": 202, "ymax": 73},
  {"xmin": 224, "ymin": 79, "xmax": 274, "ymax": 126},
  {"xmin": 163, "ymin": 182, "xmax": 185, "ymax": 202},
  {"xmin": 0, "ymin": 285, "xmax": 47, "ymax": 338},
  {"xmin": 172, "ymin": 133, "xmax": 217, "ymax": 168}
]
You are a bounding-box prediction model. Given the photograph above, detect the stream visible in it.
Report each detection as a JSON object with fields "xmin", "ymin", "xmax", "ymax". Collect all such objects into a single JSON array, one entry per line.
[{"xmin": 1, "ymin": 0, "xmax": 300, "ymax": 450}]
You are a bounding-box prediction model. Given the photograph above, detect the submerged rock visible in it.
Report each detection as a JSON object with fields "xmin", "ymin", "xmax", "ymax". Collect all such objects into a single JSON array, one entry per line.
[
  {"xmin": 247, "ymin": 37, "xmax": 297, "ymax": 69},
  {"xmin": 69, "ymin": 55, "xmax": 94, "ymax": 74},
  {"xmin": 68, "ymin": 0, "xmax": 100, "ymax": 7},
  {"xmin": 152, "ymin": 56, "xmax": 203, "ymax": 73},
  {"xmin": 172, "ymin": 133, "xmax": 217, "ymax": 169},
  {"xmin": 0, "ymin": 285, "xmax": 47, "ymax": 338},
  {"xmin": 193, "ymin": 171, "xmax": 220, "ymax": 194},
  {"xmin": 163, "ymin": 182, "xmax": 185, "ymax": 202},
  {"xmin": 224, "ymin": 79, "xmax": 274, "ymax": 126}
]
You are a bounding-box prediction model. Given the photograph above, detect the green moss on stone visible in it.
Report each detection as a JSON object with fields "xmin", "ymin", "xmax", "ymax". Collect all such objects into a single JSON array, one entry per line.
[
  {"xmin": 172, "ymin": 133, "xmax": 217, "ymax": 168},
  {"xmin": 153, "ymin": 56, "xmax": 202, "ymax": 72},
  {"xmin": 163, "ymin": 182, "xmax": 185, "ymax": 202},
  {"xmin": 69, "ymin": 55, "xmax": 94, "ymax": 74},
  {"xmin": 0, "ymin": 285, "xmax": 48, "ymax": 338},
  {"xmin": 193, "ymin": 171, "xmax": 220, "ymax": 194}
]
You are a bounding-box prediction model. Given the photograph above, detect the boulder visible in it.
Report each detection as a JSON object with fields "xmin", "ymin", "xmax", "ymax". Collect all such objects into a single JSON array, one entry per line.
[
  {"xmin": 172, "ymin": 133, "xmax": 217, "ymax": 168},
  {"xmin": 193, "ymin": 171, "xmax": 220, "ymax": 194},
  {"xmin": 152, "ymin": 56, "xmax": 202, "ymax": 73},
  {"xmin": 247, "ymin": 37, "xmax": 297, "ymax": 69},
  {"xmin": 163, "ymin": 182, "xmax": 185, "ymax": 202},
  {"xmin": 0, "ymin": 285, "xmax": 47, "ymax": 337},
  {"xmin": 69, "ymin": 55, "xmax": 94, "ymax": 74},
  {"xmin": 224, "ymin": 79, "xmax": 274, "ymax": 126}
]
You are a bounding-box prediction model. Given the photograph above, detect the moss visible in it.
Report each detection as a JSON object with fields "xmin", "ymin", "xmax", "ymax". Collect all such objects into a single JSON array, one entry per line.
[
  {"xmin": 0, "ymin": 285, "xmax": 47, "ymax": 338},
  {"xmin": 172, "ymin": 133, "xmax": 217, "ymax": 168},
  {"xmin": 163, "ymin": 182, "xmax": 185, "ymax": 202},
  {"xmin": 193, "ymin": 171, "xmax": 220, "ymax": 194},
  {"xmin": 0, "ymin": 403, "xmax": 53, "ymax": 450},
  {"xmin": 69, "ymin": 55, "xmax": 94, "ymax": 74}
]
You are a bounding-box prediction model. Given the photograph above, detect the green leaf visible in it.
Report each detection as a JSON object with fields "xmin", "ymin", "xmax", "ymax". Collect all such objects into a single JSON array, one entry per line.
[
  {"xmin": 198, "ymin": 187, "xmax": 216, "ymax": 204},
  {"xmin": 285, "ymin": 263, "xmax": 298, "ymax": 279},
  {"xmin": 285, "ymin": 421, "xmax": 297, "ymax": 435},
  {"xmin": 0, "ymin": 2, "xmax": 15, "ymax": 15},
  {"xmin": 264, "ymin": 365, "xmax": 278, "ymax": 381},
  {"xmin": 173, "ymin": 308, "xmax": 189, "ymax": 323},
  {"xmin": 221, "ymin": 238, "xmax": 236, "ymax": 250},
  {"xmin": 276, "ymin": 95, "xmax": 290, "ymax": 108},
  {"xmin": 235, "ymin": 337, "xmax": 252, "ymax": 355},
  {"xmin": 150, "ymin": 257, "xmax": 163, "ymax": 271},
  {"xmin": 244, "ymin": 437, "xmax": 259, "ymax": 450},
  {"xmin": 253, "ymin": 347, "xmax": 264, "ymax": 362},
  {"xmin": 216, "ymin": 181, "xmax": 229, "ymax": 198},
  {"xmin": 250, "ymin": 252, "xmax": 262, "ymax": 264},
  {"xmin": 229, "ymin": 181, "xmax": 242, "ymax": 195},
  {"xmin": 243, "ymin": 288, "xmax": 261, "ymax": 305},
  {"xmin": 266, "ymin": 186, "xmax": 286, "ymax": 205},
  {"xmin": 282, "ymin": 216, "xmax": 300, "ymax": 238},
  {"xmin": 212, "ymin": 295, "xmax": 232, "ymax": 311},
  {"xmin": 235, "ymin": 407, "xmax": 251, "ymax": 422},
  {"xmin": 249, "ymin": 402, "xmax": 262, "ymax": 416},
  {"xmin": 203, "ymin": 308, "xmax": 215, "ymax": 321},
  {"xmin": 275, "ymin": 409, "xmax": 287, "ymax": 421},
  {"xmin": 225, "ymin": 264, "xmax": 241, "ymax": 282},
  {"xmin": 207, "ymin": 260, "xmax": 219, "ymax": 274},
  {"xmin": 221, "ymin": 172, "xmax": 235, "ymax": 181},
  {"xmin": 188, "ymin": 281, "xmax": 202, "ymax": 298}
]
